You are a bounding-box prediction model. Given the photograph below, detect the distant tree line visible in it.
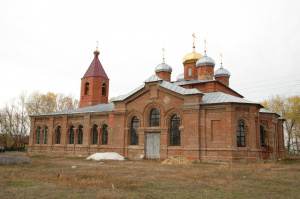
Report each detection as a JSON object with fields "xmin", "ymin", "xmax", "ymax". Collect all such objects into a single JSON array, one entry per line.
[
  {"xmin": 261, "ymin": 95, "xmax": 300, "ymax": 152},
  {"xmin": 0, "ymin": 91, "xmax": 78, "ymax": 149}
]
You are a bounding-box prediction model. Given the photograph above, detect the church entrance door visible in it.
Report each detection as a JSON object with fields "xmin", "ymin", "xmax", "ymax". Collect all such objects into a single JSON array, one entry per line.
[{"xmin": 145, "ymin": 132, "xmax": 161, "ymax": 159}]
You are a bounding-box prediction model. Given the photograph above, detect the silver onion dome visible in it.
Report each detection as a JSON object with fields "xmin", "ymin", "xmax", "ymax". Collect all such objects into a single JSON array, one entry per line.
[
  {"xmin": 196, "ymin": 52, "xmax": 216, "ymax": 67},
  {"xmin": 176, "ymin": 73, "xmax": 184, "ymax": 81},
  {"xmin": 155, "ymin": 59, "xmax": 172, "ymax": 73},
  {"xmin": 214, "ymin": 64, "xmax": 231, "ymax": 78}
]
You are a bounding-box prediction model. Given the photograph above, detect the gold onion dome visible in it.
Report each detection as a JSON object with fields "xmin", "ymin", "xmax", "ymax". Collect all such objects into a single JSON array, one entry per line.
[
  {"xmin": 182, "ymin": 33, "xmax": 202, "ymax": 65},
  {"xmin": 182, "ymin": 51, "xmax": 202, "ymax": 65}
]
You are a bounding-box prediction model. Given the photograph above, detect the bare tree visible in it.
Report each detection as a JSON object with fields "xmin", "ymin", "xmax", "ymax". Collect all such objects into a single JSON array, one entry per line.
[
  {"xmin": 0, "ymin": 93, "xmax": 29, "ymax": 149},
  {"xmin": 26, "ymin": 91, "xmax": 79, "ymax": 115},
  {"xmin": 261, "ymin": 95, "xmax": 300, "ymax": 151}
]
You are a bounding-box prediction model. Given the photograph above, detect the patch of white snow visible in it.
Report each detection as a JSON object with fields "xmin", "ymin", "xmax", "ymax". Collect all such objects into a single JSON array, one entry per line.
[{"xmin": 86, "ymin": 152, "xmax": 125, "ymax": 161}]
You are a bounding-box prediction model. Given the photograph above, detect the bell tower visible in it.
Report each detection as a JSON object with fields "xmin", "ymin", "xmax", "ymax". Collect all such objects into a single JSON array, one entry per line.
[{"xmin": 79, "ymin": 42, "xmax": 109, "ymax": 108}]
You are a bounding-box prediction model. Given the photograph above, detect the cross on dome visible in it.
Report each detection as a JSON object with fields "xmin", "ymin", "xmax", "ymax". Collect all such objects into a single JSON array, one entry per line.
[
  {"xmin": 192, "ymin": 32, "xmax": 196, "ymax": 52},
  {"xmin": 220, "ymin": 53, "xmax": 223, "ymax": 64}
]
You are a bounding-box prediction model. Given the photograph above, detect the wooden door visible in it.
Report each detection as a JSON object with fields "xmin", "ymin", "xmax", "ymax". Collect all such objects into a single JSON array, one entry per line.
[{"xmin": 145, "ymin": 132, "xmax": 161, "ymax": 158}]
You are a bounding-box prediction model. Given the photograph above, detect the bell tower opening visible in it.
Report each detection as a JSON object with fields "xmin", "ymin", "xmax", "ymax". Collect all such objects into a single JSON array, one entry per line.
[
  {"xmin": 84, "ymin": 82, "xmax": 89, "ymax": 95},
  {"xmin": 102, "ymin": 82, "xmax": 106, "ymax": 96}
]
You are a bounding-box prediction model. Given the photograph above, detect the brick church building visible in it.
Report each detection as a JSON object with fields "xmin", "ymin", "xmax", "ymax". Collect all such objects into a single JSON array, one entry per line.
[{"xmin": 28, "ymin": 39, "xmax": 285, "ymax": 162}]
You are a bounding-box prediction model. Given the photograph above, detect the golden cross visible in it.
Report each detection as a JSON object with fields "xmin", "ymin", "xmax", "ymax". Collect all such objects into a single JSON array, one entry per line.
[
  {"xmin": 162, "ymin": 47, "xmax": 165, "ymax": 60},
  {"xmin": 96, "ymin": 40, "xmax": 99, "ymax": 50},
  {"xmin": 220, "ymin": 53, "xmax": 223, "ymax": 64},
  {"xmin": 192, "ymin": 33, "xmax": 196, "ymax": 48},
  {"xmin": 204, "ymin": 39, "xmax": 207, "ymax": 52}
]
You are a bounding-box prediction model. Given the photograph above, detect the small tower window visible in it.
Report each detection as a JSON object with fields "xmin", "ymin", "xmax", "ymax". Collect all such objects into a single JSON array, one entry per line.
[
  {"xmin": 102, "ymin": 82, "xmax": 106, "ymax": 96},
  {"xmin": 188, "ymin": 68, "xmax": 192, "ymax": 76},
  {"xmin": 84, "ymin": 82, "xmax": 89, "ymax": 95}
]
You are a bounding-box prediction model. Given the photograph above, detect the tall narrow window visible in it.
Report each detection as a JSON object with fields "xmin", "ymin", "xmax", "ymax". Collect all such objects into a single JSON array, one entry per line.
[
  {"xmin": 237, "ymin": 120, "xmax": 245, "ymax": 147},
  {"xmin": 84, "ymin": 82, "xmax": 89, "ymax": 95},
  {"xmin": 37, "ymin": 127, "xmax": 41, "ymax": 144},
  {"xmin": 188, "ymin": 68, "xmax": 192, "ymax": 76},
  {"xmin": 69, "ymin": 126, "xmax": 74, "ymax": 144},
  {"xmin": 170, "ymin": 115, "xmax": 181, "ymax": 146},
  {"xmin": 92, "ymin": 125, "xmax": 98, "ymax": 145},
  {"xmin": 56, "ymin": 126, "xmax": 61, "ymax": 144},
  {"xmin": 43, "ymin": 127, "xmax": 48, "ymax": 144},
  {"xmin": 150, "ymin": 108, "xmax": 160, "ymax": 126},
  {"xmin": 260, "ymin": 126, "xmax": 265, "ymax": 147},
  {"xmin": 102, "ymin": 82, "xmax": 106, "ymax": 96},
  {"xmin": 78, "ymin": 125, "xmax": 83, "ymax": 144},
  {"xmin": 131, "ymin": 117, "xmax": 139, "ymax": 145},
  {"xmin": 102, "ymin": 124, "xmax": 108, "ymax": 145}
]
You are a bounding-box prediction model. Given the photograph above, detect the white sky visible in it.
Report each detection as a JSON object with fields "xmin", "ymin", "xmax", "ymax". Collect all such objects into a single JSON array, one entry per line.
[{"xmin": 1, "ymin": 0, "xmax": 300, "ymax": 108}]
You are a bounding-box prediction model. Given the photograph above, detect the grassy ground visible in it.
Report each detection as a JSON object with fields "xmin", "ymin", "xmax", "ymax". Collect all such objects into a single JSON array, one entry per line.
[{"xmin": 0, "ymin": 152, "xmax": 300, "ymax": 199}]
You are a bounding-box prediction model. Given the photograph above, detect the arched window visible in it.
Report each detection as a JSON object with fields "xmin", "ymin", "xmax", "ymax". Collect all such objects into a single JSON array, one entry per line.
[
  {"xmin": 36, "ymin": 127, "xmax": 41, "ymax": 144},
  {"xmin": 188, "ymin": 68, "xmax": 192, "ymax": 76},
  {"xmin": 43, "ymin": 127, "xmax": 48, "ymax": 144},
  {"xmin": 56, "ymin": 126, "xmax": 61, "ymax": 144},
  {"xmin": 131, "ymin": 117, "xmax": 139, "ymax": 145},
  {"xmin": 78, "ymin": 125, "xmax": 83, "ymax": 144},
  {"xmin": 84, "ymin": 82, "xmax": 89, "ymax": 95},
  {"xmin": 102, "ymin": 124, "xmax": 108, "ymax": 145},
  {"xmin": 170, "ymin": 115, "xmax": 181, "ymax": 146},
  {"xmin": 92, "ymin": 125, "xmax": 98, "ymax": 145},
  {"xmin": 69, "ymin": 126, "xmax": 74, "ymax": 144},
  {"xmin": 237, "ymin": 120, "xmax": 245, "ymax": 147},
  {"xmin": 260, "ymin": 126, "xmax": 265, "ymax": 147},
  {"xmin": 102, "ymin": 82, "xmax": 106, "ymax": 96},
  {"xmin": 150, "ymin": 108, "xmax": 160, "ymax": 126}
]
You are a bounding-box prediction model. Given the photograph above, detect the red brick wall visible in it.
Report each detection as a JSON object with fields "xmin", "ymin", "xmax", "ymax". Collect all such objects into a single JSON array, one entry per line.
[
  {"xmin": 79, "ymin": 76, "xmax": 109, "ymax": 108},
  {"xmin": 197, "ymin": 65, "xmax": 214, "ymax": 80}
]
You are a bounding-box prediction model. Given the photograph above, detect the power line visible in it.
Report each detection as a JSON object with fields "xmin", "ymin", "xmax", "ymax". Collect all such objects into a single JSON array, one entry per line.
[
  {"xmin": 231, "ymin": 74, "xmax": 300, "ymax": 87},
  {"xmin": 236, "ymin": 80, "xmax": 299, "ymax": 91},
  {"xmin": 242, "ymin": 83, "xmax": 300, "ymax": 94}
]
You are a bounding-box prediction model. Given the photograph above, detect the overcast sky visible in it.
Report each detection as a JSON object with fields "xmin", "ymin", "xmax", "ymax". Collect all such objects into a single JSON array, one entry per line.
[{"xmin": 0, "ymin": 0, "xmax": 300, "ymax": 108}]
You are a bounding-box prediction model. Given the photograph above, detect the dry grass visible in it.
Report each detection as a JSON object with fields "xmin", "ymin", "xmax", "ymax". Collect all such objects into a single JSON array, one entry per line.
[{"xmin": 1, "ymin": 152, "xmax": 300, "ymax": 199}]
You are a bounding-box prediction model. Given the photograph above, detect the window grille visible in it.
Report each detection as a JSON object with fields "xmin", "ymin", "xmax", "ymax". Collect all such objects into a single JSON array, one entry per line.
[
  {"xmin": 237, "ymin": 120, "xmax": 245, "ymax": 147},
  {"xmin": 37, "ymin": 127, "xmax": 41, "ymax": 144},
  {"xmin": 56, "ymin": 126, "xmax": 61, "ymax": 144},
  {"xmin": 170, "ymin": 115, "xmax": 181, "ymax": 146},
  {"xmin": 131, "ymin": 117, "xmax": 139, "ymax": 145},
  {"xmin": 102, "ymin": 124, "xmax": 108, "ymax": 145},
  {"xmin": 78, "ymin": 125, "xmax": 83, "ymax": 144},
  {"xmin": 69, "ymin": 126, "xmax": 74, "ymax": 144},
  {"xmin": 43, "ymin": 127, "xmax": 48, "ymax": 144},
  {"xmin": 150, "ymin": 108, "xmax": 160, "ymax": 126},
  {"xmin": 92, "ymin": 125, "xmax": 98, "ymax": 145}
]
